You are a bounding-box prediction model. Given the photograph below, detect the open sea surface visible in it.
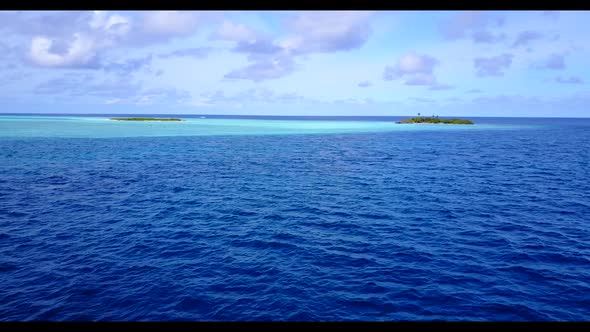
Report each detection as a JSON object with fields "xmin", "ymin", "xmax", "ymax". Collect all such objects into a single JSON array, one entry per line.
[{"xmin": 0, "ymin": 115, "xmax": 589, "ymax": 321}]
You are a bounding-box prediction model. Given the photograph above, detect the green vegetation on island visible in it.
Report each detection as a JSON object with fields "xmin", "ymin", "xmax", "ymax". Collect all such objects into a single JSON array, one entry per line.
[
  {"xmin": 396, "ymin": 117, "xmax": 474, "ymax": 125},
  {"xmin": 110, "ymin": 117, "xmax": 184, "ymax": 122}
]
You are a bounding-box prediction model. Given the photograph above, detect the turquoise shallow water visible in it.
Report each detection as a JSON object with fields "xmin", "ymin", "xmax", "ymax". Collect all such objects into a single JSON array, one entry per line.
[
  {"xmin": 0, "ymin": 115, "xmax": 526, "ymax": 138},
  {"xmin": 1, "ymin": 115, "xmax": 589, "ymax": 321}
]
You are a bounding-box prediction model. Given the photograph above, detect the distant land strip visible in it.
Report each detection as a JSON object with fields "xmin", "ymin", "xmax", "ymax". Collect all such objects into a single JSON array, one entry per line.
[
  {"xmin": 396, "ymin": 117, "xmax": 474, "ymax": 124},
  {"xmin": 110, "ymin": 118, "xmax": 184, "ymax": 122}
]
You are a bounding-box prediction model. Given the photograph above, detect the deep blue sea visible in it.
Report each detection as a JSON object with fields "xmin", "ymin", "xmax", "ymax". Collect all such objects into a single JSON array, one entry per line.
[{"xmin": 1, "ymin": 115, "xmax": 589, "ymax": 321}]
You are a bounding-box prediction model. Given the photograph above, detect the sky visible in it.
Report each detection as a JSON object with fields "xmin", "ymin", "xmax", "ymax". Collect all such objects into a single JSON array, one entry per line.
[{"xmin": 0, "ymin": 10, "xmax": 589, "ymax": 117}]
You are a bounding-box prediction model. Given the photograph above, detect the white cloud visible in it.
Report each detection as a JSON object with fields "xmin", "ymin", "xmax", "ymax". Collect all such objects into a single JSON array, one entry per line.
[
  {"xmin": 474, "ymin": 54, "xmax": 513, "ymax": 77},
  {"xmin": 25, "ymin": 10, "xmax": 209, "ymax": 68},
  {"xmin": 534, "ymin": 53, "xmax": 565, "ymax": 70},
  {"xmin": 224, "ymin": 54, "xmax": 296, "ymax": 82},
  {"xmin": 28, "ymin": 34, "xmax": 98, "ymax": 67},
  {"xmin": 26, "ymin": 11, "xmax": 133, "ymax": 68},
  {"xmin": 89, "ymin": 11, "xmax": 131, "ymax": 37},
  {"xmin": 212, "ymin": 20, "xmax": 257, "ymax": 42},
  {"xmin": 440, "ymin": 11, "xmax": 505, "ymax": 43},
  {"xmin": 383, "ymin": 52, "xmax": 454, "ymax": 89},
  {"xmin": 141, "ymin": 11, "xmax": 202, "ymax": 37},
  {"xmin": 399, "ymin": 53, "xmax": 437, "ymax": 74},
  {"xmin": 284, "ymin": 11, "xmax": 375, "ymax": 54},
  {"xmin": 384, "ymin": 52, "xmax": 438, "ymax": 81}
]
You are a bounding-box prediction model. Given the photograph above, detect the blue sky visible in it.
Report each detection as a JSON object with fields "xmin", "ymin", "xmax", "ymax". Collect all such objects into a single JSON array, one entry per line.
[{"xmin": 0, "ymin": 10, "xmax": 589, "ymax": 117}]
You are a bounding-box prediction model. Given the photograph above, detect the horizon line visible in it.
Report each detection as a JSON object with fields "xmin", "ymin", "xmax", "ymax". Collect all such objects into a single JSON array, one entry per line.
[{"xmin": 1, "ymin": 113, "xmax": 590, "ymax": 119}]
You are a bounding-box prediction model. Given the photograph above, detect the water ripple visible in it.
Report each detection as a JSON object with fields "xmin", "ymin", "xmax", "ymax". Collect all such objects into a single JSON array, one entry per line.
[{"xmin": 1, "ymin": 121, "xmax": 590, "ymax": 321}]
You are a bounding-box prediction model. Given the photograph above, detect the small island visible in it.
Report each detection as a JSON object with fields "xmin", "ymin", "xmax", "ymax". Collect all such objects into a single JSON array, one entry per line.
[
  {"xmin": 396, "ymin": 117, "xmax": 474, "ymax": 125},
  {"xmin": 110, "ymin": 117, "xmax": 184, "ymax": 122}
]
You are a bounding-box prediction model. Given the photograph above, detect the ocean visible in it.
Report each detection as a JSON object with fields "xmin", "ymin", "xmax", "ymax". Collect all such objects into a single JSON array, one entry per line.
[{"xmin": 0, "ymin": 115, "xmax": 589, "ymax": 321}]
